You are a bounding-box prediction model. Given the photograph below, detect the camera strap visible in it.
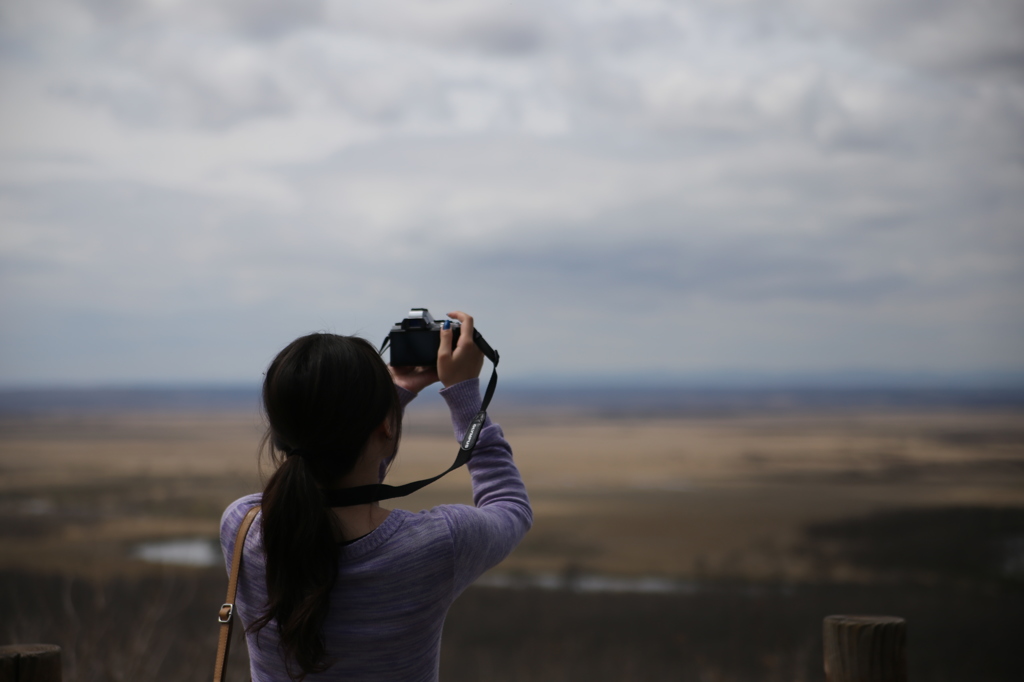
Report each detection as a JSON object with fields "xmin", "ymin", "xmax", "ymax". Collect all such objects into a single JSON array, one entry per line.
[{"xmin": 322, "ymin": 328, "xmax": 500, "ymax": 507}]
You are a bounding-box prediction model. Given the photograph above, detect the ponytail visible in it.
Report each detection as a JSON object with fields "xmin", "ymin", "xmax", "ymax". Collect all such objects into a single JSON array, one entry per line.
[
  {"xmin": 251, "ymin": 448, "xmax": 337, "ymax": 678},
  {"xmin": 251, "ymin": 333, "xmax": 400, "ymax": 680}
]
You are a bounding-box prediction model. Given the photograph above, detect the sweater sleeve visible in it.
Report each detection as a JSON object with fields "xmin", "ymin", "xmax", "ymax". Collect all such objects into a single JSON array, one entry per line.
[
  {"xmin": 437, "ymin": 379, "xmax": 532, "ymax": 597},
  {"xmin": 219, "ymin": 492, "xmax": 263, "ymax": 573},
  {"xmin": 396, "ymin": 385, "xmax": 417, "ymax": 411}
]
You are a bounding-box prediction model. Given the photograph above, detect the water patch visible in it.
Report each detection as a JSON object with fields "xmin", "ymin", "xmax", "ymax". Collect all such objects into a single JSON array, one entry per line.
[
  {"xmin": 133, "ymin": 538, "xmax": 221, "ymax": 567},
  {"xmin": 1002, "ymin": 535, "xmax": 1024, "ymax": 577},
  {"xmin": 20, "ymin": 498, "xmax": 55, "ymax": 515},
  {"xmin": 476, "ymin": 572, "xmax": 700, "ymax": 594}
]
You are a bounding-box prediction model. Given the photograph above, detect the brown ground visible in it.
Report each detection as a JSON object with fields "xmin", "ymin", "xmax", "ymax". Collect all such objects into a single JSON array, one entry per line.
[
  {"xmin": 3, "ymin": 405, "xmax": 1024, "ymax": 681},
  {"xmin": 2, "ymin": 406, "xmax": 1022, "ymax": 582}
]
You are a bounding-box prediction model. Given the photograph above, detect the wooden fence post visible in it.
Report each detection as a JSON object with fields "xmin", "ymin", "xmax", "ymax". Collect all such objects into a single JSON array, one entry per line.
[
  {"xmin": 823, "ymin": 615, "xmax": 907, "ymax": 682},
  {"xmin": 0, "ymin": 644, "xmax": 62, "ymax": 682}
]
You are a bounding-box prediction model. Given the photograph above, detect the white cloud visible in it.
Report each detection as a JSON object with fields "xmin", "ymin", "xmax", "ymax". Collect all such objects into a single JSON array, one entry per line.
[{"xmin": 0, "ymin": 0, "xmax": 1022, "ymax": 383}]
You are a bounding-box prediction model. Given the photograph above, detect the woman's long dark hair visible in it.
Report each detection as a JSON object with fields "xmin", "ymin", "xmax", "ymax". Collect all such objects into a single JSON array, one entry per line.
[{"xmin": 251, "ymin": 333, "xmax": 400, "ymax": 679}]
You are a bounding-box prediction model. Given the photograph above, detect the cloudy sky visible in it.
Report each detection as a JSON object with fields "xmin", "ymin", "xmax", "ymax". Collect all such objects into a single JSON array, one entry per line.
[{"xmin": 1, "ymin": 0, "xmax": 1022, "ymax": 386}]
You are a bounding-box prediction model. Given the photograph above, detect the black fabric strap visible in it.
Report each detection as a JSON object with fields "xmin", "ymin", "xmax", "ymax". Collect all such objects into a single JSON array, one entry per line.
[{"xmin": 323, "ymin": 328, "xmax": 499, "ymax": 508}]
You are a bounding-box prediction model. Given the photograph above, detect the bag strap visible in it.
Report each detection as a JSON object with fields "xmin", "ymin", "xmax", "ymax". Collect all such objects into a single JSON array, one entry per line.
[{"xmin": 213, "ymin": 504, "xmax": 261, "ymax": 682}]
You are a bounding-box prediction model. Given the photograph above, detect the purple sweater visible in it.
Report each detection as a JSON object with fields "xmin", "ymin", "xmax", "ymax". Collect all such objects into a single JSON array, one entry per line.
[{"xmin": 219, "ymin": 379, "xmax": 532, "ymax": 682}]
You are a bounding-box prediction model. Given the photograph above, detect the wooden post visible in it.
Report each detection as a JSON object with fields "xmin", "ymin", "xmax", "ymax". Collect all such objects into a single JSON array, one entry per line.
[
  {"xmin": 823, "ymin": 615, "xmax": 907, "ymax": 682},
  {"xmin": 0, "ymin": 644, "xmax": 62, "ymax": 682}
]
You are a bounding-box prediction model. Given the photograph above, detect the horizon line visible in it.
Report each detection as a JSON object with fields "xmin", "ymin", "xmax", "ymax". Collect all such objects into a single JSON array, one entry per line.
[{"xmin": 2, "ymin": 369, "xmax": 1024, "ymax": 392}]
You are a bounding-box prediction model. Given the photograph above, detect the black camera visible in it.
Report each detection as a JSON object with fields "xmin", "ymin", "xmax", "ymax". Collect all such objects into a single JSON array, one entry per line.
[{"xmin": 387, "ymin": 308, "xmax": 461, "ymax": 366}]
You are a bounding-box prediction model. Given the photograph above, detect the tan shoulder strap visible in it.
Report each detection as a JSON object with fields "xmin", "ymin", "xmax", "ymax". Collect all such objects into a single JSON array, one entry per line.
[{"xmin": 213, "ymin": 504, "xmax": 261, "ymax": 682}]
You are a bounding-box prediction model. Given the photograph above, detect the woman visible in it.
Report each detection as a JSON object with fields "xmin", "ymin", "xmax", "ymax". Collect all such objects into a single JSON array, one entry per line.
[{"xmin": 220, "ymin": 311, "xmax": 532, "ymax": 681}]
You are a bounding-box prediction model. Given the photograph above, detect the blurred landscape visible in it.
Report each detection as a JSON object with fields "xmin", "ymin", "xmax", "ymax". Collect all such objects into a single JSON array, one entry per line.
[
  {"xmin": 1, "ymin": 385, "xmax": 1023, "ymax": 681},
  {"xmin": 4, "ymin": 0, "xmax": 1022, "ymax": 678}
]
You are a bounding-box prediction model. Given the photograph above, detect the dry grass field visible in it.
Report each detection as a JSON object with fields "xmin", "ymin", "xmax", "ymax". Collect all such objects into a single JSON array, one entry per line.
[{"xmin": 2, "ymin": 399, "xmax": 1023, "ymax": 680}]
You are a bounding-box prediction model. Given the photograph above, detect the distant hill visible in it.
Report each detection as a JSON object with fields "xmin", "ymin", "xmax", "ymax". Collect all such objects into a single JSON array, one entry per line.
[
  {"xmin": 1, "ymin": 384, "xmax": 1022, "ymax": 416},
  {"xmin": 0, "ymin": 386, "xmax": 262, "ymax": 415}
]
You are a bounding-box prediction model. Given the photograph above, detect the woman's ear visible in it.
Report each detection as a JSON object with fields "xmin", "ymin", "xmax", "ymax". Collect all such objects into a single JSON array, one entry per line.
[{"xmin": 375, "ymin": 419, "xmax": 393, "ymax": 441}]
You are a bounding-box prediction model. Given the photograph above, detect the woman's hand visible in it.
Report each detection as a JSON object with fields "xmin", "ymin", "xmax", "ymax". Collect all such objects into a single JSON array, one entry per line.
[
  {"xmin": 388, "ymin": 365, "xmax": 439, "ymax": 395},
  {"xmin": 438, "ymin": 311, "xmax": 485, "ymax": 388}
]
